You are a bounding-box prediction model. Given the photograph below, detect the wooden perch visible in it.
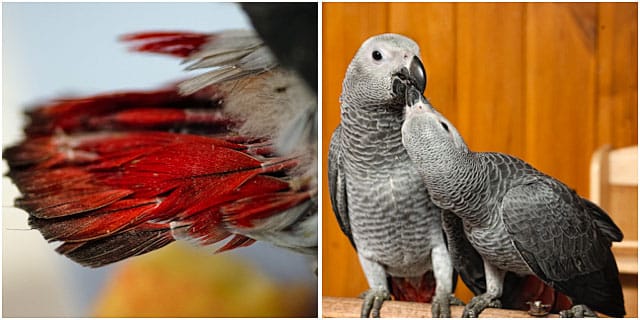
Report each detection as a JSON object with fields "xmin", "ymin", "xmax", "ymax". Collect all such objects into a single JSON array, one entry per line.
[{"xmin": 322, "ymin": 296, "xmax": 560, "ymax": 318}]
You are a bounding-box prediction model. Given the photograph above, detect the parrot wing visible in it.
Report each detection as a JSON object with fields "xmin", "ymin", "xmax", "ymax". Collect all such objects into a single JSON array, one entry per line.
[
  {"xmin": 501, "ymin": 177, "xmax": 625, "ymax": 317},
  {"xmin": 4, "ymin": 30, "xmax": 315, "ymax": 267},
  {"xmin": 327, "ymin": 125, "xmax": 355, "ymax": 248},
  {"xmin": 443, "ymin": 208, "xmax": 575, "ymax": 312}
]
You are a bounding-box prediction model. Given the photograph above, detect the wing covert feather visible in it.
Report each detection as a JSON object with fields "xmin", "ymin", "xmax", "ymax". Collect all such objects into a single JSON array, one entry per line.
[{"xmin": 328, "ymin": 125, "xmax": 355, "ymax": 248}]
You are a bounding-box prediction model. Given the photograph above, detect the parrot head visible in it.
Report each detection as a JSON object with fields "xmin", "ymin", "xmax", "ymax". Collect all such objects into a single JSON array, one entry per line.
[
  {"xmin": 340, "ymin": 33, "xmax": 426, "ymax": 107},
  {"xmin": 402, "ymin": 86, "xmax": 468, "ymax": 159}
]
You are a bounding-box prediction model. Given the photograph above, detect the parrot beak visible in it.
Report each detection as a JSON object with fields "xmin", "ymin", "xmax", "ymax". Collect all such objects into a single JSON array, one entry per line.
[
  {"xmin": 409, "ymin": 56, "xmax": 426, "ymax": 93},
  {"xmin": 404, "ymin": 85, "xmax": 437, "ymax": 120},
  {"xmin": 404, "ymin": 85, "xmax": 434, "ymax": 115},
  {"xmin": 405, "ymin": 85, "xmax": 424, "ymax": 107},
  {"xmin": 392, "ymin": 56, "xmax": 426, "ymax": 97}
]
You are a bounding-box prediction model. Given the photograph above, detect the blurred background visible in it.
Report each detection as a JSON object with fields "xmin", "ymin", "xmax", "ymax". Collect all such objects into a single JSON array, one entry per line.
[
  {"xmin": 3, "ymin": 2, "xmax": 316, "ymax": 317},
  {"xmin": 322, "ymin": 2, "xmax": 637, "ymax": 317}
]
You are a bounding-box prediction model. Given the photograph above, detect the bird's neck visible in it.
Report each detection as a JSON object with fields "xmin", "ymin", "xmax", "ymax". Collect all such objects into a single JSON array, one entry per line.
[
  {"xmin": 417, "ymin": 147, "xmax": 490, "ymax": 222},
  {"xmin": 338, "ymin": 101, "xmax": 413, "ymax": 173},
  {"xmin": 340, "ymin": 101, "xmax": 405, "ymax": 147}
]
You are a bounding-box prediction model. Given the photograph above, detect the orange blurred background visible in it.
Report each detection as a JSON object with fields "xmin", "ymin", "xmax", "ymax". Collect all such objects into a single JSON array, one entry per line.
[{"xmin": 322, "ymin": 2, "xmax": 637, "ymax": 316}]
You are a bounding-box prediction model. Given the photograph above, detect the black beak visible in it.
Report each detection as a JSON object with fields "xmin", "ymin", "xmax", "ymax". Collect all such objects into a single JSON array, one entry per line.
[
  {"xmin": 409, "ymin": 56, "xmax": 426, "ymax": 93},
  {"xmin": 406, "ymin": 85, "xmax": 423, "ymax": 107},
  {"xmin": 392, "ymin": 56, "xmax": 427, "ymax": 96}
]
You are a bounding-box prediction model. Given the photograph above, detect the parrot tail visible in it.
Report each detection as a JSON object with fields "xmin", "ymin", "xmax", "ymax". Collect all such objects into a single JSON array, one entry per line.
[
  {"xmin": 388, "ymin": 272, "xmax": 436, "ymax": 303},
  {"xmin": 120, "ymin": 31, "xmax": 211, "ymax": 58},
  {"xmin": 4, "ymin": 85, "xmax": 313, "ymax": 267},
  {"xmin": 20, "ymin": 87, "xmax": 234, "ymax": 138}
]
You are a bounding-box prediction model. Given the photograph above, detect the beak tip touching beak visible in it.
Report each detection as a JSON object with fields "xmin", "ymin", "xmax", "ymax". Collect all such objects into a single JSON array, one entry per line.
[
  {"xmin": 405, "ymin": 85, "xmax": 423, "ymax": 107},
  {"xmin": 392, "ymin": 55, "xmax": 427, "ymax": 98}
]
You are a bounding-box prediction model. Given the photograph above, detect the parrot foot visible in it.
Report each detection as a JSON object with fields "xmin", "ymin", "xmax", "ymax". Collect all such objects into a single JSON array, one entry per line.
[
  {"xmin": 559, "ymin": 305, "xmax": 598, "ymax": 318},
  {"xmin": 461, "ymin": 293, "xmax": 502, "ymax": 318},
  {"xmin": 359, "ymin": 287, "xmax": 391, "ymax": 318},
  {"xmin": 431, "ymin": 293, "xmax": 465, "ymax": 317}
]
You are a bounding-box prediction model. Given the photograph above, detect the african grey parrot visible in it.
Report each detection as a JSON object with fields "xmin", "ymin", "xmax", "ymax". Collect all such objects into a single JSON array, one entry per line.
[
  {"xmin": 328, "ymin": 33, "xmax": 460, "ymax": 317},
  {"xmin": 400, "ymin": 86, "xmax": 625, "ymax": 317}
]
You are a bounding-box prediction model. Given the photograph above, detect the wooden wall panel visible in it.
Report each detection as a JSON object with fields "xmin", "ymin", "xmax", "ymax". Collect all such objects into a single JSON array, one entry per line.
[
  {"xmin": 322, "ymin": 2, "xmax": 637, "ymax": 316},
  {"xmin": 524, "ymin": 3, "xmax": 597, "ymax": 196},
  {"xmin": 597, "ymin": 3, "xmax": 638, "ymax": 148},
  {"xmin": 389, "ymin": 3, "xmax": 457, "ymax": 122},
  {"xmin": 456, "ymin": 3, "xmax": 526, "ymax": 157}
]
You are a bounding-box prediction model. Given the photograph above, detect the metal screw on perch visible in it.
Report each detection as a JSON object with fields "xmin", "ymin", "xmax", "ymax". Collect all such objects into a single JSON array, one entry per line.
[{"xmin": 527, "ymin": 301, "xmax": 551, "ymax": 317}]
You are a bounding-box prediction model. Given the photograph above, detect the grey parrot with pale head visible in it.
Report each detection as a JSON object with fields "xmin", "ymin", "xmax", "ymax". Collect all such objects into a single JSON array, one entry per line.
[
  {"xmin": 400, "ymin": 86, "xmax": 625, "ymax": 318},
  {"xmin": 328, "ymin": 33, "xmax": 460, "ymax": 317}
]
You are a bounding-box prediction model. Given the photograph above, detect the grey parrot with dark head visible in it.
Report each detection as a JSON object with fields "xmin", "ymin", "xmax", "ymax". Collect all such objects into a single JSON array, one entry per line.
[
  {"xmin": 401, "ymin": 86, "xmax": 625, "ymax": 318},
  {"xmin": 328, "ymin": 33, "xmax": 461, "ymax": 317}
]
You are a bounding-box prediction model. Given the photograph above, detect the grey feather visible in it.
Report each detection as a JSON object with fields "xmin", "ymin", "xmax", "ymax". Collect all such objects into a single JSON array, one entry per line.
[
  {"xmin": 328, "ymin": 125, "xmax": 354, "ymax": 247},
  {"xmin": 178, "ymin": 30, "xmax": 277, "ymax": 95},
  {"xmin": 401, "ymin": 89, "xmax": 625, "ymax": 317}
]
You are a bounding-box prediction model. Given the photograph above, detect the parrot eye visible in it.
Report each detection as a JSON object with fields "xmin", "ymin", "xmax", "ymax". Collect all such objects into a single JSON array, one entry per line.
[
  {"xmin": 441, "ymin": 122, "xmax": 450, "ymax": 132},
  {"xmin": 372, "ymin": 50, "xmax": 383, "ymax": 61}
]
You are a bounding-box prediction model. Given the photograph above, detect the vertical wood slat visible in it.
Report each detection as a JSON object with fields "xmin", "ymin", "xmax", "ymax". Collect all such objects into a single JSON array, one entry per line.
[
  {"xmin": 456, "ymin": 3, "xmax": 526, "ymax": 158},
  {"xmin": 389, "ymin": 2, "xmax": 458, "ymax": 122},
  {"xmin": 524, "ymin": 3, "xmax": 597, "ymax": 197},
  {"xmin": 321, "ymin": 2, "xmax": 388, "ymax": 298},
  {"xmin": 596, "ymin": 2, "xmax": 638, "ymax": 149},
  {"xmin": 322, "ymin": 3, "xmax": 637, "ymax": 316}
]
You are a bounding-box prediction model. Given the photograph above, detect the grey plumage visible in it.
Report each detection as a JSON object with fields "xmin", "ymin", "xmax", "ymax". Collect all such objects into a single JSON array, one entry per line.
[
  {"xmin": 401, "ymin": 87, "xmax": 625, "ymax": 317},
  {"xmin": 329, "ymin": 34, "xmax": 457, "ymax": 317}
]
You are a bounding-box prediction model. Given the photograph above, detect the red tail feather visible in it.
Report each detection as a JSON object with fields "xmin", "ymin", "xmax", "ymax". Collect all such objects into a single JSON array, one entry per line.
[
  {"xmin": 24, "ymin": 88, "xmax": 228, "ymax": 137},
  {"xmin": 121, "ymin": 31, "xmax": 211, "ymax": 58},
  {"xmin": 4, "ymin": 85, "xmax": 311, "ymax": 267},
  {"xmin": 30, "ymin": 199, "xmax": 159, "ymax": 242},
  {"xmin": 223, "ymin": 192, "xmax": 311, "ymax": 228},
  {"xmin": 216, "ymin": 234, "xmax": 256, "ymax": 253},
  {"xmin": 389, "ymin": 273, "xmax": 436, "ymax": 303}
]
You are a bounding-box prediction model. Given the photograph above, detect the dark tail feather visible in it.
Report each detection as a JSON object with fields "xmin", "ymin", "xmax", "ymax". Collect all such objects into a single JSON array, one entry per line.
[
  {"xmin": 54, "ymin": 223, "xmax": 174, "ymax": 268},
  {"xmin": 555, "ymin": 250, "xmax": 625, "ymax": 317}
]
